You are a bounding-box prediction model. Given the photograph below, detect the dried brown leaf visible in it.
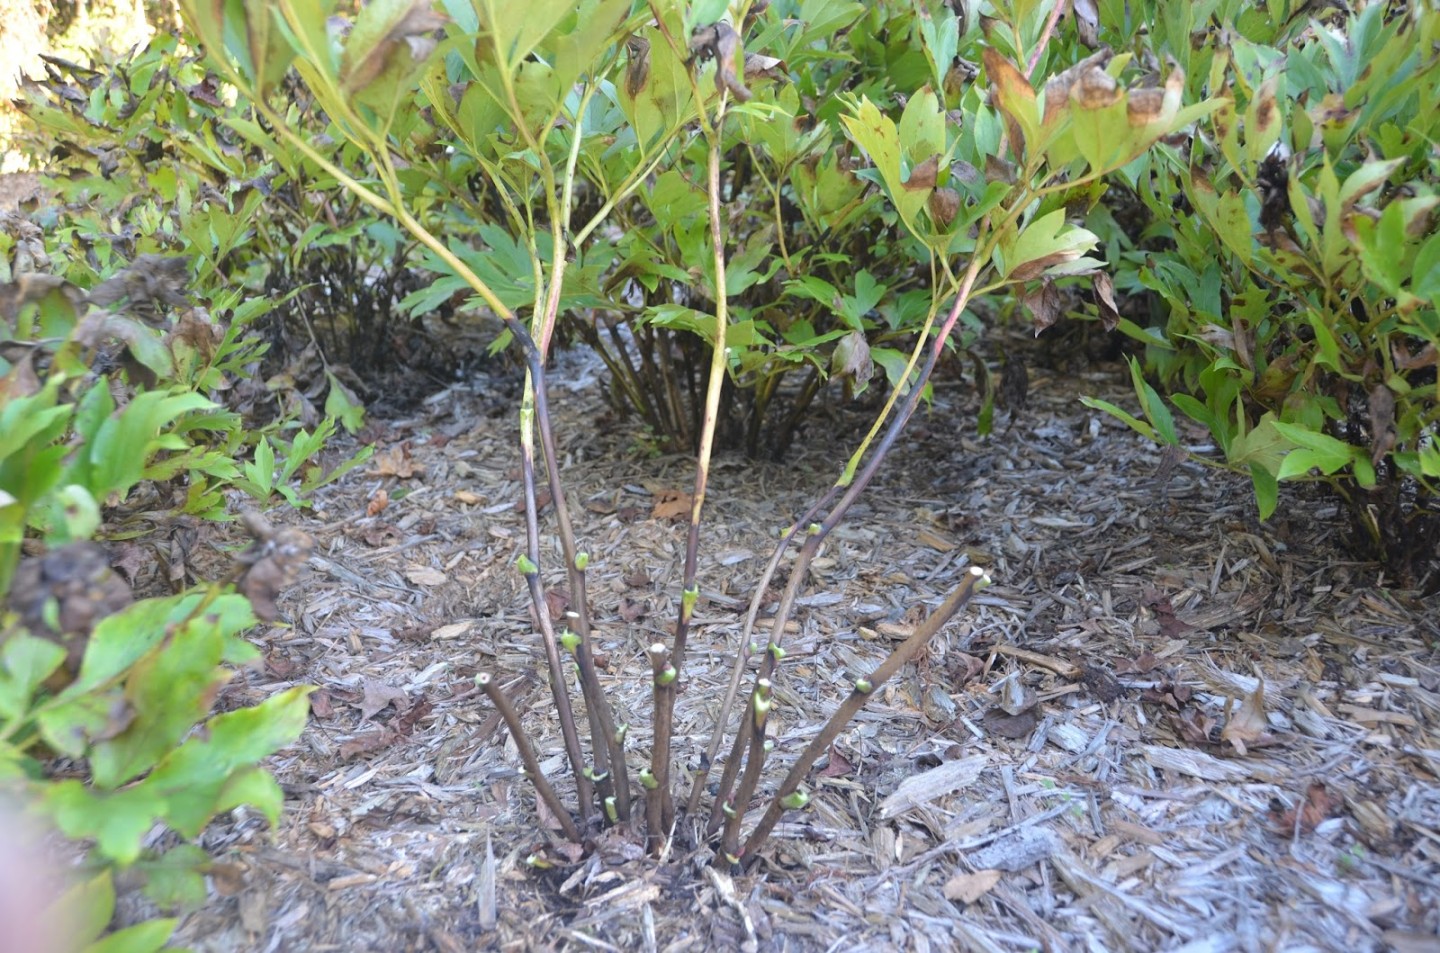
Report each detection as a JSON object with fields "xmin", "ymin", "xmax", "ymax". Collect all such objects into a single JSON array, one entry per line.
[
  {"xmin": 1023, "ymin": 279, "xmax": 1064, "ymax": 334},
  {"xmin": 1072, "ymin": 0, "xmax": 1100, "ymax": 48},
  {"xmin": 1220, "ymin": 676, "xmax": 1270, "ymax": 755},
  {"xmin": 903, "ymin": 154, "xmax": 940, "ymax": 191},
  {"xmin": 943, "ymin": 869, "xmax": 1002, "ymax": 904},
  {"xmin": 358, "ymin": 679, "xmax": 411, "ymax": 720},
  {"xmin": 1092, "ymin": 271, "xmax": 1120, "ymax": 331}
]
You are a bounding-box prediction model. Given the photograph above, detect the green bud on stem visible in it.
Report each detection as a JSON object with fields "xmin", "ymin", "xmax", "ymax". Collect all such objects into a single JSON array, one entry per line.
[{"xmin": 780, "ymin": 789, "xmax": 810, "ymax": 810}]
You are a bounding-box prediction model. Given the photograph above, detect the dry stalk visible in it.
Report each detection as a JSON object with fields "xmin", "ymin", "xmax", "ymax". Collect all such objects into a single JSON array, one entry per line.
[
  {"xmin": 515, "ymin": 447, "xmax": 593, "ymax": 822},
  {"xmin": 739, "ymin": 566, "xmax": 991, "ymax": 864},
  {"xmin": 506, "ymin": 316, "xmax": 631, "ymax": 823},
  {"xmin": 476, "ymin": 672, "xmax": 582, "ymax": 843},
  {"xmin": 704, "ymin": 250, "xmax": 989, "ymax": 835},
  {"xmin": 720, "ymin": 677, "xmax": 773, "ymax": 862},
  {"xmin": 653, "ymin": 89, "xmax": 735, "ymax": 837}
]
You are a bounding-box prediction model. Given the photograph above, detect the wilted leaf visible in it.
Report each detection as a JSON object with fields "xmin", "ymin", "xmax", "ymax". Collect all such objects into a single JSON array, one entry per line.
[
  {"xmin": 903, "ymin": 154, "xmax": 940, "ymax": 191},
  {"xmin": 690, "ymin": 21, "xmax": 751, "ymax": 102},
  {"xmin": 1023, "ymin": 279, "xmax": 1064, "ymax": 334},
  {"xmin": 624, "ymin": 34, "xmax": 650, "ymax": 97},
  {"xmin": 1072, "ymin": 0, "xmax": 1100, "ymax": 47},
  {"xmin": 1092, "ymin": 271, "xmax": 1120, "ymax": 331},
  {"xmin": 340, "ymin": 0, "xmax": 448, "ymax": 94},
  {"xmin": 831, "ymin": 330, "xmax": 875, "ymax": 388},
  {"xmin": 235, "ymin": 511, "xmax": 314, "ymax": 622}
]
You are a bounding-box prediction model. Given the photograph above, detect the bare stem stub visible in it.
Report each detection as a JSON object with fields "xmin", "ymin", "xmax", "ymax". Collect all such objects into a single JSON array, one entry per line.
[
  {"xmin": 475, "ymin": 672, "xmax": 581, "ymax": 843},
  {"xmin": 739, "ymin": 566, "xmax": 992, "ymax": 865}
]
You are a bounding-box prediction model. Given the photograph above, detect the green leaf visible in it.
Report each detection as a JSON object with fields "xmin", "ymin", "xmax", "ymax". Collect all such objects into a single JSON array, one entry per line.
[
  {"xmin": 0, "ymin": 634, "xmax": 68, "ymax": 720},
  {"xmin": 89, "ymin": 615, "xmax": 233, "ymax": 790},
  {"xmin": 82, "ymin": 918, "xmax": 179, "ymax": 953},
  {"xmin": 136, "ymin": 844, "xmax": 210, "ymax": 912},
  {"xmin": 1128, "ymin": 356, "xmax": 1177, "ymax": 445},
  {"xmin": 143, "ymin": 686, "xmax": 313, "ymax": 837},
  {"xmin": 840, "ymin": 97, "xmax": 929, "ymax": 238},
  {"xmin": 46, "ymin": 781, "xmax": 165, "ymax": 865},
  {"xmin": 1249, "ymin": 463, "xmax": 1278, "ymax": 519},
  {"xmin": 324, "ymin": 372, "xmax": 366, "ymax": 434},
  {"xmin": 1080, "ymin": 396, "xmax": 1156, "ymax": 440},
  {"xmin": 50, "ymin": 871, "xmax": 116, "ymax": 947}
]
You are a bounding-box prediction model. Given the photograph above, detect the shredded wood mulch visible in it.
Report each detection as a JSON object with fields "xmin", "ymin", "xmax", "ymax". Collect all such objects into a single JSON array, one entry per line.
[{"xmin": 152, "ymin": 350, "xmax": 1438, "ymax": 952}]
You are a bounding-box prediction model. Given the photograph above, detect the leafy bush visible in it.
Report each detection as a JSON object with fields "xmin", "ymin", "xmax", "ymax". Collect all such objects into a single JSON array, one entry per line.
[
  {"xmin": 3, "ymin": 38, "xmax": 378, "ymax": 938},
  {"xmin": 178, "ymin": 0, "xmax": 1217, "ymax": 867},
  {"xmin": 1082, "ymin": 1, "xmax": 1440, "ymax": 582},
  {"xmin": 0, "ymin": 268, "xmax": 318, "ymax": 948},
  {"xmin": 13, "ymin": 34, "xmax": 457, "ymax": 412}
]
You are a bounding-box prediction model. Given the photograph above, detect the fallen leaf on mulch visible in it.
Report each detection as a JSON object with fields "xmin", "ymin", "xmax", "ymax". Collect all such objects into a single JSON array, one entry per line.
[
  {"xmin": 943, "ymin": 869, "xmax": 1002, "ymax": 904},
  {"xmin": 309, "ymin": 690, "xmax": 335, "ymax": 719},
  {"xmin": 1115, "ymin": 651, "xmax": 1161, "ymax": 675},
  {"xmin": 651, "ymin": 488, "xmax": 693, "ymax": 520},
  {"xmin": 369, "ymin": 443, "xmax": 423, "ymax": 478},
  {"xmin": 1221, "ymin": 676, "xmax": 1278, "ymax": 755},
  {"xmin": 818, "ymin": 744, "xmax": 854, "ymax": 779},
  {"xmin": 338, "ymin": 698, "xmax": 432, "ymax": 760},
  {"xmin": 984, "ymin": 707, "xmax": 1038, "ymax": 739},
  {"xmin": 1172, "ymin": 707, "xmax": 1218, "ymax": 744},
  {"xmin": 1268, "ymin": 781, "xmax": 1339, "ymax": 834},
  {"xmin": 1141, "ymin": 679, "xmax": 1193, "ymax": 710},
  {"xmin": 358, "ymin": 679, "xmax": 411, "ymax": 720},
  {"xmin": 513, "ymin": 490, "xmax": 552, "ymax": 513},
  {"xmin": 405, "ymin": 565, "xmax": 447, "ymax": 587}
]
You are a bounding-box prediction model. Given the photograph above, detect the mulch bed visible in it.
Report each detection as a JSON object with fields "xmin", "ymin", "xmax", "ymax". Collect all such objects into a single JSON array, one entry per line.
[{"xmin": 143, "ymin": 349, "xmax": 1437, "ymax": 952}]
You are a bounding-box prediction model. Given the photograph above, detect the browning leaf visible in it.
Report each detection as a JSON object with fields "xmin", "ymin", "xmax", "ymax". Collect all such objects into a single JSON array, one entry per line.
[
  {"xmin": 1072, "ymin": 0, "xmax": 1100, "ymax": 48},
  {"xmin": 625, "ymin": 35, "xmax": 650, "ymax": 98},
  {"xmin": 690, "ymin": 22, "xmax": 752, "ymax": 102},
  {"xmin": 903, "ymin": 154, "xmax": 941, "ymax": 191},
  {"xmin": 982, "ymin": 47, "xmax": 1033, "ymax": 157},
  {"xmin": 1042, "ymin": 50, "xmax": 1113, "ymax": 117},
  {"xmin": 1092, "ymin": 271, "xmax": 1120, "ymax": 331},
  {"xmin": 341, "ymin": 0, "xmax": 448, "ymax": 94},
  {"xmin": 928, "ymin": 187, "xmax": 961, "ymax": 227},
  {"xmin": 1023, "ymin": 279, "xmax": 1064, "ymax": 334}
]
